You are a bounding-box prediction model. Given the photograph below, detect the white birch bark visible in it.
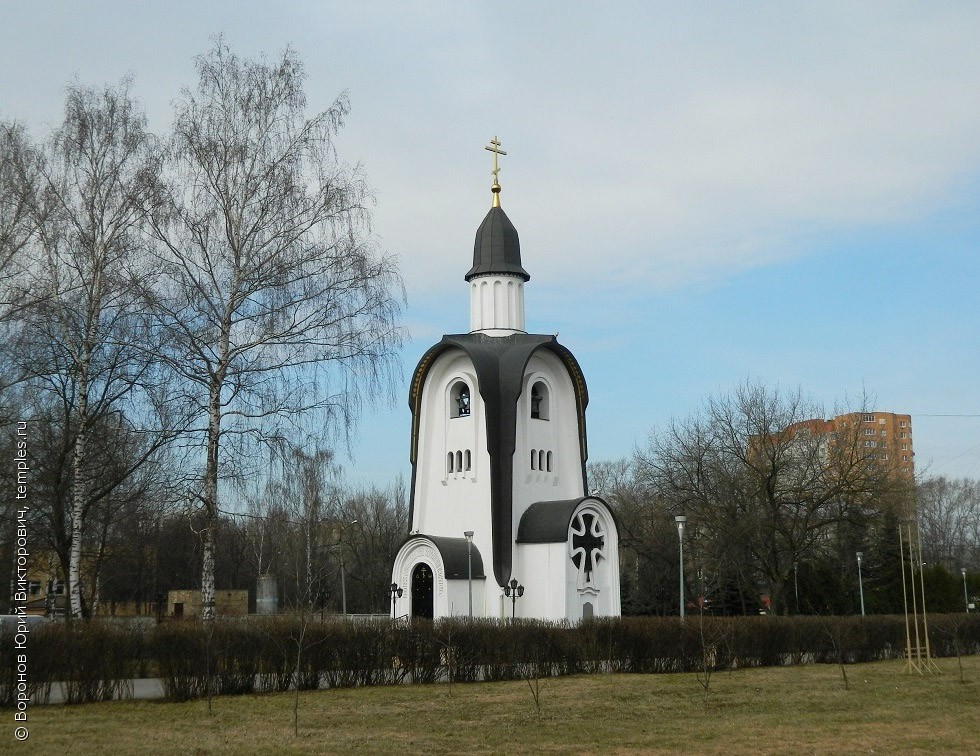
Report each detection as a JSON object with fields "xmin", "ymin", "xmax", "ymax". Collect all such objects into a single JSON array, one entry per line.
[{"xmin": 200, "ymin": 377, "xmax": 224, "ymax": 621}]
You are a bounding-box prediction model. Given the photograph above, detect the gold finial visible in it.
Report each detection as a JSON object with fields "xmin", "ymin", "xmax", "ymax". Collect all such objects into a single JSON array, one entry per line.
[{"xmin": 484, "ymin": 135, "xmax": 507, "ymax": 207}]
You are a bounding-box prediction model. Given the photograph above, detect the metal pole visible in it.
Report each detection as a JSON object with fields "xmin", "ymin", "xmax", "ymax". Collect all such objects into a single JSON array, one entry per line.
[
  {"xmin": 679, "ymin": 534, "xmax": 685, "ymax": 620},
  {"xmin": 465, "ymin": 531, "xmax": 474, "ymax": 620},
  {"xmin": 856, "ymin": 552, "xmax": 865, "ymax": 616},
  {"xmin": 340, "ymin": 548, "xmax": 347, "ymax": 616},
  {"xmin": 963, "ymin": 568, "xmax": 970, "ymax": 613},
  {"xmin": 793, "ymin": 561, "xmax": 799, "ymax": 615},
  {"xmin": 675, "ymin": 516, "xmax": 686, "ymax": 621},
  {"xmin": 338, "ymin": 520, "xmax": 356, "ymax": 617}
]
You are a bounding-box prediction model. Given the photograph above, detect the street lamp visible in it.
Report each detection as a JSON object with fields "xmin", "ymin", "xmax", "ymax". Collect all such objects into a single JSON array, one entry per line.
[
  {"xmin": 503, "ymin": 578, "xmax": 524, "ymax": 620},
  {"xmin": 963, "ymin": 568, "xmax": 970, "ymax": 613},
  {"xmin": 856, "ymin": 551, "xmax": 865, "ymax": 617},
  {"xmin": 464, "ymin": 531, "xmax": 474, "ymax": 619},
  {"xmin": 337, "ymin": 519, "xmax": 358, "ymax": 616},
  {"xmin": 675, "ymin": 516, "xmax": 687, "ymax": 621},
  {"xmin": 793, "ymin": 561, "xmax": 800, "ymax": 615},
  {"xmin": 389, "ymin": 582, "xmax": 403, "ymax": 619}
]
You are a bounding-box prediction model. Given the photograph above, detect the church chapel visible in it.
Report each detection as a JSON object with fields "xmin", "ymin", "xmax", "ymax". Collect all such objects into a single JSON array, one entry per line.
[{"xmin": 389, "ymin": 138, "xmax": 621, "ymax": 621}]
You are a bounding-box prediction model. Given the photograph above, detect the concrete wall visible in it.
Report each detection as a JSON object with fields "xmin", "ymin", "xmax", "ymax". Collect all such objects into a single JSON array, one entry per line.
[{"xmin": 167, "ymin": 589, "xmax": 248, "ymax": 618}]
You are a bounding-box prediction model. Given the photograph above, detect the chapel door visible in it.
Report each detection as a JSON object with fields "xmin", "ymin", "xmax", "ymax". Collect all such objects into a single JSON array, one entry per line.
[{"xmin": 411, "ymin": 563, "xmax": 434, "ymax": 619}]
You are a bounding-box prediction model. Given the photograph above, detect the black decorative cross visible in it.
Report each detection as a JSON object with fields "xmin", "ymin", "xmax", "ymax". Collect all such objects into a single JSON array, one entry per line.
[{"xmin": 571, "ymin": 513, "xmax": 604, "ymax": 581}]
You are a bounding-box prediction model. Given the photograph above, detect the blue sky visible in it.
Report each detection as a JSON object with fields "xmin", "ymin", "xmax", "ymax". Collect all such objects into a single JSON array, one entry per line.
[{"xmin": 3, "ymin": 2, "xmax": 979, "ymax": 485}]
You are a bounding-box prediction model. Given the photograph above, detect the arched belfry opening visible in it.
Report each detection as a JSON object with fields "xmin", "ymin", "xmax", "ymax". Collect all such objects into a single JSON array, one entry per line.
[
  {"xmin": 450, "ymin": 381, "xmax": 471, "ymax": 418},
  {"xmin": 411, "ymin": 563, "xmax": 434, "ymax": 619},
  {"xmin": 530, "ymin": 381, "xmax": 549, "ymax": 420}
]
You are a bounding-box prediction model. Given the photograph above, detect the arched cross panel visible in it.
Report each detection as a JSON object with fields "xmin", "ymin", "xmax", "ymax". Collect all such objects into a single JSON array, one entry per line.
[
  {"xmin": 567, "ymin": 500, "xmax": 618, "ymax": 595},
  {"xmin": 570, "ymin": 510, "xmax": 606, "ymax": 586}
]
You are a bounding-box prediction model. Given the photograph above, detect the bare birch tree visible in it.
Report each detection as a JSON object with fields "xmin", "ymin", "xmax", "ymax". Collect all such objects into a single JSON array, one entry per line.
[
  {"xmin": 0, "ymin": 121, "xmax": 40, "ymax": 313},
  {"xmin": 14, "ymin": 80, "xmax": 167, "ymax": 618},
  {"xmin": 146, "ymin": 41, "xmax": 404, "ymax": 620}
]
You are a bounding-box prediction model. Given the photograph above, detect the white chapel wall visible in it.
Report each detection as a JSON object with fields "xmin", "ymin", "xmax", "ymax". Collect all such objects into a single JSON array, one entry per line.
[
  {"xmin": 512, "ymin": 350, "xmax": 586, "ymax": 531},
  {"xmin": 413, "ymin": 349, "xmax": 494, "ymax": 589}
]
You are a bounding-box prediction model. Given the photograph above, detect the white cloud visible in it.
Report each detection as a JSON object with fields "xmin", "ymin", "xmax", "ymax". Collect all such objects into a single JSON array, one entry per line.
[{"xmin": 8, "ymin": 3, "xmax": 976, "ymax": 301}]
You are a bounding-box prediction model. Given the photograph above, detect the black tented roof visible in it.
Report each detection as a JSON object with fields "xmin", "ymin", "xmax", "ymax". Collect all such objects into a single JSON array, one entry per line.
[{"xmin": 465, "ymin": 206, "xmax": 530, "ymax": 282}]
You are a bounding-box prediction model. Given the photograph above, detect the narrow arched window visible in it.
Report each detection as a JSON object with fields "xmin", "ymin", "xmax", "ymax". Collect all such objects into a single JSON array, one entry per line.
[
  {"xmin": 538, "ymin": 450, "xmax": 545, "ymax": 471},
  {"xmin": 450, "ymin": 381, "xmax": 471, "ymax": 418},
  {"xmin": 464, "ymin": 450, "xmax": 472, "ymax": 471},
  {"xmin": 530, "ymin": 381, "xmax": 549, "ymax": 420},
  {"xmin": 447, "ymin": 452, "xmax": 454, "ymax": 473},
  {"xmin": 456, "ymin": 450, "xmax": 463, "ymax": 472},
  {"xmin": 546, "ymin": 451, "xmax": 553, "ymax": 472},
  {"xmin": 531, "ymin": 449, "xmax": 537, "ymax": 470}
]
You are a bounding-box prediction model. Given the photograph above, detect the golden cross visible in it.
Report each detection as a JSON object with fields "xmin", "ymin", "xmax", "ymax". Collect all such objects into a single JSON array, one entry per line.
[{"xmin": 484, "ymin": 136, "xmax": 507, "ymax": 185}]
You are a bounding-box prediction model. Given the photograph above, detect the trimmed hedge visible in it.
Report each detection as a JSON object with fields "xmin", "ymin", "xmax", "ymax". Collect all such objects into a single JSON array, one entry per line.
[{"xmin": 3, "ymin": 613, "xmax": 979, "ymax": 706}]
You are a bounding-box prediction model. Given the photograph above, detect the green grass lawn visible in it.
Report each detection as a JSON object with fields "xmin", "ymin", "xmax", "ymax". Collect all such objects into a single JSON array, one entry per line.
[{"xmin": 12, "ymin": 656, "xmax": 980, "ymax": 754}]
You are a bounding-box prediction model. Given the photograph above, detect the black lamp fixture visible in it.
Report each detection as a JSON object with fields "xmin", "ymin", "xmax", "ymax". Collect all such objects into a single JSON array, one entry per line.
[
  {"xmin": 389, "ymin": 582, "xmax": 403, "ymax": 619},
  {"xmin": 503, "ymin": 578, "xmax": 524, "ymax": 620}
]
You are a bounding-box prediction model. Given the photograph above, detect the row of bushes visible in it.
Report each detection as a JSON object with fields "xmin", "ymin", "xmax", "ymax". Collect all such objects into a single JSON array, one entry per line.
[{"xmin": 3, "ymin": 613, "xmax": 978, "ymax": 706}]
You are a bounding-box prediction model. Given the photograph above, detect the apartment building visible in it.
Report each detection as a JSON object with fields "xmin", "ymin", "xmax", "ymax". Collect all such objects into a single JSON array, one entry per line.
[{"xmin": 785, "ymin": 411, "xmax": 914, "ymax": 481}]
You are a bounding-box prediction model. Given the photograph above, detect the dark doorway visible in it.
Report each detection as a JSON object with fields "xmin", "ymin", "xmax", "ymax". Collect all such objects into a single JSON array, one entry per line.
[{"xmin": 411, "ymin": 563, "xmax": 434, "ymax": 619}]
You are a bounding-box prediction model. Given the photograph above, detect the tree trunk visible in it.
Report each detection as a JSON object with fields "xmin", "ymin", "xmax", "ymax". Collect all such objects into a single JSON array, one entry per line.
[
  {"xmin": 201, "ymin": 524, "xmax": 216, "ymax": 621},
  {"xmin": 91, "ymin": 573, "xmax": 101, "ymax": 617},
  {"xmin": 69, "ymin": 363, "xmax": 89, "ymax": 620},
  {"xmin": 200, "ymin": 385, "xmax": 221, "ymax": 621}
]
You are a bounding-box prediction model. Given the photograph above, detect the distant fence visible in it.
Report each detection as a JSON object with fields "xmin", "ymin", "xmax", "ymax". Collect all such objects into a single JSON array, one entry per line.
[{"xmin": 2, "ymin": 613, "xmax": 978, "ymax": 706}]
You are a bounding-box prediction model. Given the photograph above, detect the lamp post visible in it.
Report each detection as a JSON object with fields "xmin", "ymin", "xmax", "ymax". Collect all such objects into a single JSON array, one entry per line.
[
  {"xmin": 793, "ymin": 561, "xmax": 800, "ymax": 615},
  {"xmin": 337, "ymin": 519, "xmax": 358, "ymax": 616},
  {"xmin": 675, "ymin": 516, "xmax": 687, "ymax": 622},
  {"xmin": 464, "ymin": 531, "xmax": 474, "ymax": 619},
  {"xmin": 389, "ymin": 582, "xmax": 403, "ymax": 619},
  {"xmin": 963, "ymin": 568, "xmax": 970, "ymax": 613},
  {"xmin": 503, "ymin": 578, "xmax": 524, "ymax": 620},
  {"xmin": 856, "ymin": 551, "xmax": 865, "ymax": 617}
]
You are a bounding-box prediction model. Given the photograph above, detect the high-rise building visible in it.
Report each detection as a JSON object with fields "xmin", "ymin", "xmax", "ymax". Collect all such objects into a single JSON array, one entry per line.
[{"xmin": 785, "ymin": 411, "xmax": 914, "ymax": 481}]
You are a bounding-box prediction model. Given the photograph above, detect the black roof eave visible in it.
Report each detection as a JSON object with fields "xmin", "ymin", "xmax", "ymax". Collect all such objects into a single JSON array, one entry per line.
[
  {"xmin": 399, "ymin": 534, "xmax": 486, "ymax": 580},
  {"xmin": 516, "ymin": 496, "xmax": 620, "ymax": 544}
]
